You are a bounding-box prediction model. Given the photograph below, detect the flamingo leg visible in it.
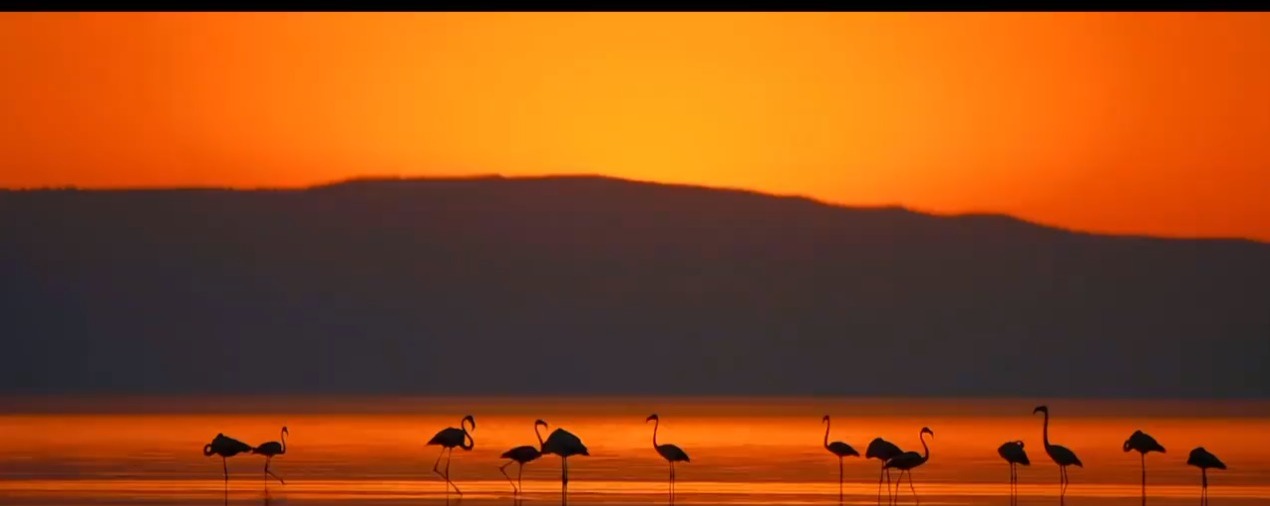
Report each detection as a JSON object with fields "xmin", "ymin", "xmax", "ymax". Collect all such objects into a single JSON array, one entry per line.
[
  {"xmin": 838, "ymin": 458, "xmax": 843, "ymax": 504},
  {"xmin": 562, "ymin": 456, "xmax": 569, "ymax": 505},
  {"xmin": 672, "ymin": 461, "xmax": 677, "ymax": 504},
  {"xmin": 222, "ymin": 457, "xmax": 228, "ymax": 482},
  {"xmin": 892, "ymin": 470, "xmax": 904, "ymax": 506},
  {"xmin": 1008, "ymin": 463, "xmax": 1014, "ymax": 506},
  {"xmin": 518, "ymin": 463, "xmax": 524, "ymax": 496},
  {"xmin": 876, "ymin": 466, "xmax": 885, "ymax": 505},
  {"xmin": 500, "ymin": 460, "xmax": 518, "ymax": 494},
  {"xmin": 265, "ymin": 456, "xmax": 285, "ymax": 485},
  {"xmin": 1060, "ymin": 465, "xmax": 1068, "ymax": 506},
  {"xmin": 432, "ymin": 446, "xmax": 447, "ymax": 485},
  {"xmin": 1013, "ymin": 464, "xmax": 1019, "ymax": 506},
  {"xmin": 1201, "ymin": 468, "xmax": 1208, "ymax": 506},
  {"xmin": 1142, "ymin": 453, "xmax": 1147, "ymax": 506},
  {"xmin": 446, "ymin": 447, "xmax": 462, "ymax": 495},
  {"xmin": 908, "ymin": 469, "xmax": 919, "ymax": 506},
  {"xmin": 667, "ymin": 460, "xmax": 673, "ymax": 503},
  {"xmin": 890, "ymin": 468, "xmax": 897, "ymax": 505}
]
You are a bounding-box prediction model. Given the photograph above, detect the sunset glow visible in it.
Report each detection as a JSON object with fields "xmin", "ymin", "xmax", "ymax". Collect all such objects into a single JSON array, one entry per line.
[
  {"xmin": 2, "ymin": 12, "xmax": 1269, "ymax": 240},
  {"xmin": 2, "ymin": 399, "xmax": 1269, "ymax": 505}
]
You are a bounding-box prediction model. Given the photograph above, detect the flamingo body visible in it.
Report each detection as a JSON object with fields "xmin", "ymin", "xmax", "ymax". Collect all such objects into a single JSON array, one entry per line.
[
  {"xmin": 537, "ymin": 419, "xmax": 588, "ymax": 503},
  {"xmin": 998, "ymin": 440, "xmax": 1028, "ymax": 504},
  {"xmin": 648, "ymin": 414, "xmax": 689, "ymax": 503},
  {"xmin": 1046, "ymin": 443, "xmax": 1083, "ymax": 467},
  {"xmin": 428, "ymin": 427, "xmax": 472, "ymax": 448},
  {"xmin": 884, "ymin": 427, "xmax": 933, "ymax": 504},
  {"xmin": 498, "ymin": 421, "xmax": 551, "ymax": 496},
  {"xmin": 541, "ymin": 427, "xmax": 589, "ymax": 457},
  {"xmin": 251, "ymin": 426, "xmax": 288, "ymax": 485},
  {"xmin": 502, "ymin": 445, "xmax": 543, "ymax": 463},
  {"xmin": 656, "ymin": 443, "xmax": 690, "ymax": 462},
  {"xmin": 1124, "ymin": 430, "xmax": 1166, "ymax": 455},
  {"xmin": 1187, "ymin": 447, "xmax": 1225, "ymax": 506},
  {"xmin": 203, "ymin": 433, "xmax": 253, "ymax": 482},
  {"xmin": 427, "ymin": 415, "xmax": 475, "ymax": 495},
  {"xmin": 998, "ymin": 441, "xmax": 1030, "ymax": 466},
  {"xmin": 866, "ymin": 438, "xmax": 903, "ymax": 461},
  {"xmin": 205, "ymin": 433, "xmax": 253, "ymax": 457},
  {"xmin": 1034, "ymin": 405, "xmax": 1081, "ymax": 504},
  {"xmin": 1187, "ymin": 447, "xmax": 1225, "ymax": 470},
  {"xmin": 866, "ymin": 437, "xmax": 903, "ymax": 504},
  {"xmin": 827, "ymin": 441, "xmax": 859, "ymax": 458}
]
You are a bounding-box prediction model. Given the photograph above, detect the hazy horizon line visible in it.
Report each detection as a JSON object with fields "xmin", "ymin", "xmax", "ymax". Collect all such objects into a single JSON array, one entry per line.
[{"xmin": 3, "ymin": 172, "xmax": 1266, "ymax": 245}]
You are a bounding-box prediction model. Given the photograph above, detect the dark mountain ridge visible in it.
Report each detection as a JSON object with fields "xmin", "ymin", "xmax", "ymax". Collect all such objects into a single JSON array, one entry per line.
[{"xmin": 2, "ymin": 175, "xmax": 1266, "ymax": 397}]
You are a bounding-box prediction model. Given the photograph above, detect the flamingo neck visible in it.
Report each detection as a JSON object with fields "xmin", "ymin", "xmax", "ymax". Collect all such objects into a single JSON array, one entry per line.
[
  {"xmin": 920, "ymin": 432, "xmax": 930, "ymax": 463},
  {"xmin": 280, "ymin": 429, "xmax": 287, "ymax": 454},
  {"xmin": 461, "ymin": 419, "xmax": 474, "ymax": 450},
  {"xmin": 535, "ymin": 423, "xmax": 547, "ymax": 450},
  {"xmin": 823, "ymin": 419, "xmax": 830, "ymax": 449},
  {"xmin": 651, "ymin": 418, "xmax": 660, "ymax": 449},
  {"xmin": 1041, "ymin": 411, "xmax": 1051, "ymax": 449}
]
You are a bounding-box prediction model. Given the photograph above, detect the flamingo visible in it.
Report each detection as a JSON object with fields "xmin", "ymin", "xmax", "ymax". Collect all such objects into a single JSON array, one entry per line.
[
  {"xmin": 426, "ymin": 414, "xmax": 475, "ymax": 495},
  {"xmin": 997, "ymin": 440, "xmax": 1029, "ymax": 504},
  {"xmin": 251, "ymin": 426, "xmax": 289, "ymax": 485},
  {"xmin": 1034, "ymin": 405, "xmax": 1082, "ymax": 503},
  {"xmin": 1186, "ymin": 447, "xmax": 1225, "ymax": 506},
  {"xmin": 883, "ymin": 427, "xmax": 933, "ymax": 505},
  {"xmin": 498, "ymin": 421, "xmax": 546, "ymax": 495},
  {"xmin": 822, "ymin": 415, "xmax": 860, "ymax": 503},
  {"xmin": 1124, "ymin": 430, "xmax": 1166, "ymax": 504},
  {"xmin": 203, "ymin": 433, "xmax": 253, "ymax": 482},
  {"xmin": 537, "ymin": 419, "xmax": 589, "ymax": 503},
  {"xmin": 866, "ymin": 437, "xmax": 903, "ymax": 505},
  {"xmin": 647, "ymin": 414, "xmax": 690, "ymax": 503}
]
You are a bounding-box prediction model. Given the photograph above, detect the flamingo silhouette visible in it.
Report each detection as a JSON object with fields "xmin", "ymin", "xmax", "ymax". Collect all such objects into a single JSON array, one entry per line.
[
  {"xmin": 997, "ymin": 440, "xmax": 1029, "ymax": 504},
  {"xmin": 251, "ymin": 426, "xmax": 289, "ymax": 485},
  {"xmin": 537, "ymin": 419, "xmax": 589, "ymax": 504},
  {"xmin": 1124, "ymin": 429, "xmax": 1166, "ymax": 505},
  {"xmin": 426, "ymin": 414, "xmax": 475, "ymax": 495},
  {"xmin": 498, "ymin": 420, "xmax": 547, "ymax": 495},
  {"xmin": 883, "ymin": 427, "xmax": 933, "ymax": 505},
  {"xmin": 647, "ymin": 414, "xmax": 690, "ymax": 503},
  {"xmin": 203, "ymin": 433, "xmax": 253, "ymax": 482},
  {"xmin": 1034, "ymin": 405, "xmax": 1082, "ymax": 503},
  {"xmin": 866, "ymin": 437, "xmax": 904, "ymax": 505},
  {"xmin": 1186, "ymin": 447, "xmax": 1225, "ymax": 506},
  {"xmin": 822, "ymin": 415, "xmax": 860, "ymax": 503}
]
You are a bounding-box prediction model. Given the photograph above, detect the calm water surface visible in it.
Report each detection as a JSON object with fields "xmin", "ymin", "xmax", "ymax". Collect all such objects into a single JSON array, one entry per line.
[{"xmin": 1, "ymin": 397, "xmax": 1268, "ymax": 505}]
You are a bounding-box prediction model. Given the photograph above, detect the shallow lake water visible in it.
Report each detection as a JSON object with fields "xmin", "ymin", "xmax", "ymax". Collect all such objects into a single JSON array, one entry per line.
[{"xmin": 0, "ymin": 396, "xmax": 1266, "ymax": 505}]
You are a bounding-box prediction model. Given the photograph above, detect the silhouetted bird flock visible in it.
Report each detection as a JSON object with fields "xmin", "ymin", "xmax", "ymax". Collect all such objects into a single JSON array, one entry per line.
[{"xmin": 203, "ymin": 405, "xmax": 1228, "ymax": 505}]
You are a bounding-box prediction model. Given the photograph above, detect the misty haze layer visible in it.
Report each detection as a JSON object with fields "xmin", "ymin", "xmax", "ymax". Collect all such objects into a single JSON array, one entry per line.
[{"xmin": 1, "ymin": 176, "xmax": 1267, "ymax": 397}]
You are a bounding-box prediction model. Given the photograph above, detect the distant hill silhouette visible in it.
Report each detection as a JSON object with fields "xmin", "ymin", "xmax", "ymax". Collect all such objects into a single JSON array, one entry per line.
[{"xmin": 1, "ymin": 175, "xmax": 1267, "ymax": 397}]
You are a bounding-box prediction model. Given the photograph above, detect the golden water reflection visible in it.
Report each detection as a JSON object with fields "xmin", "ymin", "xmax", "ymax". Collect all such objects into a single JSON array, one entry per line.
[{"xmin": 0, "ymin": 397, "xmax": 1267, "ymax": 505}]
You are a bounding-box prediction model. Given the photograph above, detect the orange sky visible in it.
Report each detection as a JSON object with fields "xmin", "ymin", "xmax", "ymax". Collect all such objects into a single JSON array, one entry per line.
[{"xmin": 2, "ymin": 13, "xmax": 1268, "ymax": 241}]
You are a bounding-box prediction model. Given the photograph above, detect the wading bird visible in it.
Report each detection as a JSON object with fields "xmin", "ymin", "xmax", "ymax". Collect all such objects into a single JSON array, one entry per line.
[
  {"xmin": 1034, "ymin": 405, "xmax": 1082, "ymax": 503},
  {"xmin": 647, "ymin": 414, "xmax": 690, "ymax": 503},
  {"xmin": 1124, "ymin": 430, "xmax": 1166, "ymax": 505},
  {"xmin": 251, "ymin": 426, "xmax": 289, "ymax": 485},
  {"xmin": 866, "ymin": 437, "xmax": 904, "ymax": 505},
  {"xmin": 1187, "ymin": 447, "xmax": 1225, "ymax": 506},
  {"xmin": 822, "ymin": 415, "xmax": 860, "ymax": 503},
  {"xmin": 498, "ymin": 421, "xmax": 546, "ymax": 495},
  {"xmin": 997, "ymin": 440, "xmax": 1029, "ymax": 504},
  {"xmin": 203, "ymin": 433, "xmax": 253, "ymax": 482},
  {"xmin": 537, "ymin": 419, "xmax": 589, "ymax": 504},
  {"xmin": 426, "ymin": 415, "xmax": 475, "ymax": 495},
  {"xmin": 883, "ymin": 427, "xmax": 933, "ymax": 505}
]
